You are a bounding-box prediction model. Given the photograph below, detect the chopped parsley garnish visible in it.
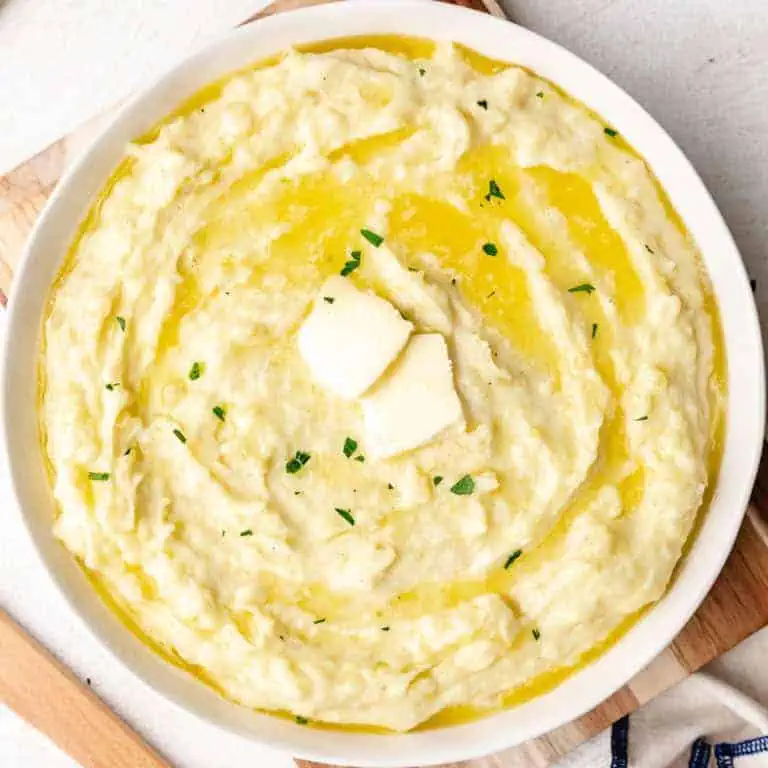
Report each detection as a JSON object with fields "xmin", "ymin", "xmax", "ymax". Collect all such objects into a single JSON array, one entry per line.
[
  {"xmin": 635, "ymin": 415, "xmax": 649, "ymax": 421},
  {"xmin": 504, "ymin": 550, "xmax": 522, "ymax": 569},
  {"xmin": 286, "ymin": 450, "xmax": 311, "ymax": 474},
  {"xmin": 645, "ymin": 244, "xmax": 655, "ymax": 254},
  {"xmin": 450, "ymin": 475, "xmax": 475, "ymax": 495},
  {"xmin": 604, "ymin": 127, "xmax": 618, "ymax": 137},
  {"xmin": 295, "ymin": 716, "xmax": 309, "ymax": 725},
  {"xmin": 477, "ymin": 99, "xmax": 488, "ymax": 110},
  {"xmin": 88, "ymin": 472, "xmax": 110, "ymax": 481},
  {"xmin": 536, "ymin": 91, "xmax": 544, "ymax": 98},
  {"xmin": 482, "ymin": 242, "xmax": 498, "ymax": 256},
  {"xmin": 381, "ymin": 626, "xmax": 391, "ymax": 632},
  {"xmin": 335, "ymin": 508, "xmax": 355, "ymax": 526},
  {"xmin": 188, "ymin": 361, "xmax": 203, "ymax": 380},
  {"xmin": 433, "ymin": 476, "xmax": 443, "ymax": 486},
  {"xmin": 354, "ymin": 455, "xmax": 365, "ymax": 463},
  {"xmin": 123, "ymin": 447, "xmax": 132, "ymax": 456},
  {"xmin": 568, "ymin": 283, "xmax": 596, "ymax": 295},
  {"xmin": 361, "ymin": 228, "xmax": 384, "ymax": 247},
  {"xmin": 418, "ymin": 67, "xmax": 426, "ymax": 76},
  {"xmin": 387, "ymin": 483, "xmax": 395, "ymax": 490},
  {"xmin": 486, "ymin": 290, "xmax": 496, "ymax": 299},
  {"xmin": 592, "ymin": 323, "xmax": 598, "ymax": 339},
  {"xmin": 313, "ymin": 618, "xmax": 326, "ymax": 625},
  {"xmin": 484, "ymin": 179, "xmax": 505, "ymax": 202},
  {"xmin": 240, "ymin": 529, "xmax": 253, "ymax": 537},
  {"xmin": 173, "ymin": 429, "xmax": 187, "ymax": 444},
  {"xmin": 115, "ymin": 316, "xmax": 126, "ymax": 331},
  {"xmin": 343, "ymin": 437, "xmax": 358, "ymax": 458},
  {"xmin": 340, "ymin": 250, "xmax": 361, "ymax": 276},
  {"xmin": 212, "ymin": 405, "xmax": 226, "ymax": 422},
  {"xmin": 323, "ymin": 296, "xmax": 335, "ymax": 304},
  {"xmin": 105, "ymin": 382, "xmax": 119, "ymax": 391},
  {"xmin": 532, "ymin": 628, "xmax": 541, "ymax": 640}
]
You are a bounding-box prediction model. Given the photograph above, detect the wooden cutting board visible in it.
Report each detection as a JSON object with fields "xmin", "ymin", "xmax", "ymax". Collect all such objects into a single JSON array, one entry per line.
[{"xmin": 1, "ymin": 1, "xmax": 767, "ymax": 766}]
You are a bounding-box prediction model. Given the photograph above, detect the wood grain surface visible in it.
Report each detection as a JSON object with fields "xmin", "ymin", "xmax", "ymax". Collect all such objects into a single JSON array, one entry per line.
[
  {"xmin": 0, "ymin": 609, "xmax": 170, "ymax": 768},
  {"xmin": 0, "ymin": 1, "xmax": 766, "ymax": 767}
]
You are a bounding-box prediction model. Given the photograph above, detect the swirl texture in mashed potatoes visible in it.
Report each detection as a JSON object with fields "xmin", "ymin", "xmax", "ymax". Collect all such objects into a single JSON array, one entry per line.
[{"xmin": 41, "ymin": 38, "xmax": 725, "ymax": 731}]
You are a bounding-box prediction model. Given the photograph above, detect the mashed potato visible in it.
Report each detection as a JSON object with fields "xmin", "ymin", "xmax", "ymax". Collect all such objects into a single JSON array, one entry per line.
[{"xmin": 40, "ymin": 37, "xmax": 725, "ymax": 731}]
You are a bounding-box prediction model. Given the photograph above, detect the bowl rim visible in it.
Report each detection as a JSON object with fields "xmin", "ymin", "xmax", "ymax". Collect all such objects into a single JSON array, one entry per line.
[{"xmin": 1, "ymin": 2, "xmax": 765, "ymax": 765}]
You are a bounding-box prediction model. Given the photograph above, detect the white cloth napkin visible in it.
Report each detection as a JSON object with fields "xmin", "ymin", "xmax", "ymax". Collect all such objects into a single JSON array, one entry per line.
[{"xmin": 558, "ymin": 628, "xmax": 768, "ymax": 767}]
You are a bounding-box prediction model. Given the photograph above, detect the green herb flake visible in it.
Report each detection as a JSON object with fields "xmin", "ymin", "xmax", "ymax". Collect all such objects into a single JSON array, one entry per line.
[
  {"xmin": 604, "ymin": 127, "xmax": 618, "ymax": 137},
  {"xmin": 361, "ymin": 228, "xmax": 384, "ymax": 247},
  {"xmin": 536, "ymin": 91, "xmax": 544, "ymax": 98},
  {"xmin": 105, "ymin": 382, "xmax": 119, "ymax": 391},
  {"xmin": 418, "ymin": 67, "xmax": 426, "ymax": 76},
  {"xmin": 477, "ymin": 99, "xmax": 488, "ymax": 110},
  {"xmin": 387, "ymin": 483, "xmax": 395, "ymax": 490},
  {"xmin": 188, "ymin": 361, "xmax": 204, "ymax": 381},
  {"xmin": 486, "ymin": 290, "xmax": 496, "ymax": 299},
  {"xmin": 335, "ymin": 508, "xmax": 355, "ymax": 526},
  {"xmin": 313, "ymin": 618, "xmax": 326, "ymax": 625},
  {"xmin": 635, "ymin": 415, "xmax": 649, "ymax": 422},
  {"xmin": 484, "ymin": 179, "xmax": 505, "ymax": 202},
  {"xmin": 504, "ymin": 549, "xmax": 522, "ymax": 569},
  {"xmin": 644, "ymin": 244, "xmax": 655, "ymax": 254},
  {"xmin": 568, "ymin": 283, "xmax": 596, "ymax": 295},
  {"xmin": 343, "ymin": 437, "xmax": 358, "ymax": 458},
  {"xmin": 323, "ymin": 296, "xmax": 335, "ymax": 304},
  {"xmin": 450, "ymin": 475, "xmax": 475, "ymax": 495},
  {"xmin": 88, "ymin": 472, "xmax": 110, "ymax": 481},
  {"xmin": 115, "ymin": 316, "xmax": 126, "ymax": 332},
  {"xmin": 212, "ymin": 405, "xmax": 226, "ymax": 422},
  {"xmin": 340, "ymin": 250, "xmax": 362, "ymax": 277},
  {"xmin": 381, "ymin": 626, "xmax": 391, "ymax": 632},
  {"xmin": 286, "ymin": 450, "xmax": 311, "ymax": 474},
  {"xmin": 592, "ymin": 323, "xmax": 598, "ymax": 339},
  {"xmin": 532, "ymin": 628, "xmax": 541, "ymax": 641},
  {"xmin": 240, "ymin": 529, "xmax": 253, "ymax": 537},
  {"xmin": 433, "ymin": 476, "xmax": 443, "ymax": 486},
  {"xmin": 354, "ymin": 455, "xmax": 365, "ymax": 463},
  {"xmin": 482, "ymin": 242, "xmax": 498, "ymax": 256},
  {"xmin": 173, "ymin": 429, "xmax": 187, "ymax": 444},
  {"xmin": 123, "ymin": 447, "xmax": 132, "ymax": 456},
  {"xmin": 295, "ymin": 716, "xmax": 309, "ymax": 725}
]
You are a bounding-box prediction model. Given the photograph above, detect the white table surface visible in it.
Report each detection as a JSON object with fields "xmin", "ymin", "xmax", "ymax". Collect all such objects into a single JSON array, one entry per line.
[{"xmin": 1, "ymin": 1, "xmax": 766, "ymax": 766}]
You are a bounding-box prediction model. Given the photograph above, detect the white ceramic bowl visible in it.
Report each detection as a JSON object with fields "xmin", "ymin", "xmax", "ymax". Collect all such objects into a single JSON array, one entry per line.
[{"xmin": 2, "ymin": 2, "xmax": 764, "ymax": 765}]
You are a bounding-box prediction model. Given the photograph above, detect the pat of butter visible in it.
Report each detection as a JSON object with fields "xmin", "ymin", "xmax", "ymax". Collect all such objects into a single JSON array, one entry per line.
[
  {"xmin": 298, "ymin": 276, "xmax": 413, "ymax": 399},
  {"xmin": 363, "ymin": 334, "xmax": 465, "ymax": 458}
]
